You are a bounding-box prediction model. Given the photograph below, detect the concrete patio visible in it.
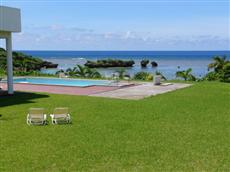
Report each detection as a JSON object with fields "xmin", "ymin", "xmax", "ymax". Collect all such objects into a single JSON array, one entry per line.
[
  {"xmin": 0, "ymin": 82, "xmax": 191, "ymax": 100},
  {"xmin": 90, "ymin": 83, "xmax": 191, "ymax": 100}
]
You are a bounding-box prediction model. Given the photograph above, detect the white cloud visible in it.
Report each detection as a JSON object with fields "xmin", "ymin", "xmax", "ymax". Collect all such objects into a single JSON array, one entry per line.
[{"xmin": 12, "ymin": 25, "xmax": 229, "ymax": 50}]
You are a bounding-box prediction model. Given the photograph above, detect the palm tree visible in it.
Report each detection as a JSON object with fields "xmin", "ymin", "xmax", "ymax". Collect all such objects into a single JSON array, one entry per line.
[
  {"xmin": 65, "ymin": 68, "xmax": 76, "ymax": 77},
  {"xmin": 55, "ymin": 69, "xmax": 65, "ymax": 75},
  {"xmin": 115, "ymin": 68, "xmax": 126, "ymax": 79},
  {"xmin": 176, "ymin": 68, "xmax": 196, "ymax": 81},
  {"xmin": 65, "ymin": 65, "xmax": 102, "ymax": 78},
  {"xmin": 222, "ymin": 62, "xmax": 230, "ymax": 82},
  {"xmin": 208, "ymin": 56, "xmax": 229, "ymax": 73},
  {"xmin": 86, "ymin": 68, "xmax": 101, "ymax": 78},
  {"xmin": 74, "ymin": 65, "xmax": 88, "ymax": 77}
]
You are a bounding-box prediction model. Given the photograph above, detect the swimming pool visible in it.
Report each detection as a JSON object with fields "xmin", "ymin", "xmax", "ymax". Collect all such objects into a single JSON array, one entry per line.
[{"xmin": 12, "ymin": 77, "xmax": 112, "ymax": 87}]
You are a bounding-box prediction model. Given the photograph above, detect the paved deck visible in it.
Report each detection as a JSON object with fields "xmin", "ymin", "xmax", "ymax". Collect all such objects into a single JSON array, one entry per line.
[
  {"xmin": 1, "ymin": 82, "xmax": 191, "ymax": 100},
  {"xmin": 90, "ymin": 83, "xmax": 191, "ymax": 100},
  {"xmin": 0, "ymin": 83, "xmax": 120, "ymax": 96}
]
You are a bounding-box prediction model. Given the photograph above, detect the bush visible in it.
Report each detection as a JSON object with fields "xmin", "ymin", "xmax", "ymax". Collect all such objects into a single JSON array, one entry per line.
[
  {"xmin": 134, "ymin": 72, "xmax": 153, "ymax": 81},
  {"xmin": 176, "ymin": 68, "xmax": 196, "ymax": 81},
  {"xmin": 203, "ymin": 71, "xmax": 220, "ymax": 81},
  {"xmin": 0, "ymin": 68, "xmax": 5, "ymax": 77}
]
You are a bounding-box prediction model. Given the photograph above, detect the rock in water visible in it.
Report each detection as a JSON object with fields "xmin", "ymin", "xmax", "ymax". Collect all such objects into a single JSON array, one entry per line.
[{"xmin": 151, "ymin": 61, "xmax": 158, "ymax": 67}]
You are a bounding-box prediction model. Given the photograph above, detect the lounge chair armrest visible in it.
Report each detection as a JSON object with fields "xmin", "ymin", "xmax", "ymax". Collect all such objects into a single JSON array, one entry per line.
[
  {"xmin": 44, "ymin": 114, "xmax": 47, "ymax": 120},
  {"xmin": 26, "ymin": 114, "xmax": 30, "ymax": 125}
]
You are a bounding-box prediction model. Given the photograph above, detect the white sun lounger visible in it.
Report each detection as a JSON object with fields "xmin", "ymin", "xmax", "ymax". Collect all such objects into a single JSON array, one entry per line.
[
  {"xmin": 50, "ymin": 107, "xmax": 71, "ymax": 124},
  {"xmin": 27, "ymin": 108, "xmax": 47, "ymax": 125}
]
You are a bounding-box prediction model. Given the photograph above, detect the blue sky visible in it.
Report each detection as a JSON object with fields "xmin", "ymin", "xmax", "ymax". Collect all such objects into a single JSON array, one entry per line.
[{"xmin": 1, "ymin": 0, "xmax": 229, "ymax": 50}]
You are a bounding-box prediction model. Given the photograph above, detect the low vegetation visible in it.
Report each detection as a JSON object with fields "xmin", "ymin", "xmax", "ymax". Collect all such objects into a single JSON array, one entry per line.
[
  {"xmin": 59, "ymin": 65, "xmax": 102, "ymax": 78},
  {"xmin": 114, "ymin": 68, "xmax": 127, "ymax": 79},
  {"xmin": 133, "ymin": 71, "xmax": 153, "ymax": 81},
  {"xmin": 133, "ymin": 71, "xmax": 167, "ymax": 81},
  {"xmin": 176, "ymin": 68, "xmax": 196, "ymax": 81},
  {"xmin": 175, "ymin": 56, "xmax": 230, "ymax": 82}
]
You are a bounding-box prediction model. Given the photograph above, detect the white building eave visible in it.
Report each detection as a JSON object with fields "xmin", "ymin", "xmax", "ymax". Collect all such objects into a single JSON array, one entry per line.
[{"xmin": 0, "ymin": 6, "xmax": 21, "ymax": 94}]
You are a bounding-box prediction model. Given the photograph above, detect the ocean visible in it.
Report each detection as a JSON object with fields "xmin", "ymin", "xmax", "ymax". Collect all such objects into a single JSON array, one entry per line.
[{"xmin": 19, "ymin": 50, "xmax": 230, "ymax": 79}]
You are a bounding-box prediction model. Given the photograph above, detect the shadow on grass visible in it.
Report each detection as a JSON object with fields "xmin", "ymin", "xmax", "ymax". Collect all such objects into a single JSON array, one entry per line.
[{"xmin": 0, "ymin": 91, "xmax": 49, "ymax": 108}]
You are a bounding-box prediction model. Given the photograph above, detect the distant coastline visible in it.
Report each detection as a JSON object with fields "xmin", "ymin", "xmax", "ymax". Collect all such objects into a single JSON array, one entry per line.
[{"xmin": 18, "ymin": 50, "xmax": 230, "ymax": 79}]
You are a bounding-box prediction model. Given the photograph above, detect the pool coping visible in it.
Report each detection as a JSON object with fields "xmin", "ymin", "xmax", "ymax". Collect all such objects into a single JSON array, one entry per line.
[
  {"xmin": 9, "ymin": 82, "xmax": 135, "ymax": 88},
  {"xmin": 2, "ymin": 76, "xmax": 134, "ymax": 88},
  {"xmin": 0, "ymin": 82, "xmax": 133, "ymax": 96},
  {"xmin": 8, "ymin": 76, "xmax": 116, "ymax": 82}
]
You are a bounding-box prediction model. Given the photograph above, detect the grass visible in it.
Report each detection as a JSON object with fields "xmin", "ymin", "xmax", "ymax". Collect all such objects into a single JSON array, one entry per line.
[{"xmin": 0, "ymin": 82, "xmax": 230, "ymax": 171}]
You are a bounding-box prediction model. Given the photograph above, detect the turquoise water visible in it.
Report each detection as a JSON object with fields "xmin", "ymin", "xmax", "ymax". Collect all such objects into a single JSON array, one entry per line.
[{"xmin": 13, "ymin": 77, "xmax": 112, "ymax": 87}]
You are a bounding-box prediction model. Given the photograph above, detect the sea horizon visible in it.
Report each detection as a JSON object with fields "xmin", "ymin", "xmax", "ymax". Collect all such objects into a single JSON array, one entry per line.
[
  {"xmin": 18, "ymin": 50, "xmax": 230, "ymax": 58},
  {"xmin": 18, "ymin": 49, "xmax": 230, "ymax": 52}
]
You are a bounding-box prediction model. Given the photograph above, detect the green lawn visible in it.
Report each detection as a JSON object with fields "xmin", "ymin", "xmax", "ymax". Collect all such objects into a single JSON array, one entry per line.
[{"xmin": 0, "ymin": 82, "xmax": 230, "ymax": 171}]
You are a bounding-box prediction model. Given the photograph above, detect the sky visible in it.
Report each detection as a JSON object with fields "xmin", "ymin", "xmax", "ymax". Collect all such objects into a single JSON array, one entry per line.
[{"xmin": 0, "ymin": 0, "xmax": 230, "ymax": 50}]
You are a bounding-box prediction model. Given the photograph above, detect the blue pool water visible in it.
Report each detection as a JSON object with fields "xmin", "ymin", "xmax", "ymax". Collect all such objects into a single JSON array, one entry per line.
[{"xmin": 13, "ymin": 78, "xmax": 112, "ymax": 87}]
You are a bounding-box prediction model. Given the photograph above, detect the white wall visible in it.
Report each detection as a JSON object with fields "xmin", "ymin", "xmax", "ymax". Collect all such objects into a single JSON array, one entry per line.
[{"xmin": 0, "ymin": 6, "xmax": 21, "ymax": 33}]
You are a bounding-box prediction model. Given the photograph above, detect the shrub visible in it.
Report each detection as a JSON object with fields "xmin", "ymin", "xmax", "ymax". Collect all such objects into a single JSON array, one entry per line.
[
  {"xmin": 134, "ymin": 72, "xmax": 153, "ymax": 81},
  {"xmin": 0, "ymin": 68, "xmax": 5, "ymax": 77},
  {"xmin": 203, "ymin": 71, "xmax": 220, "ymax": 81},
  {"xmin": 176, "ymin": 68, "xmax": 196, "ymax": 81}
]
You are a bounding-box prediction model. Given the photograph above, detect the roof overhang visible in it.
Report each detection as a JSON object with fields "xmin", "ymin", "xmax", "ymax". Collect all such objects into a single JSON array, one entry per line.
[{"xmin": 0, "ymin": 6, "xmax": 21, "ymax": 33}]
